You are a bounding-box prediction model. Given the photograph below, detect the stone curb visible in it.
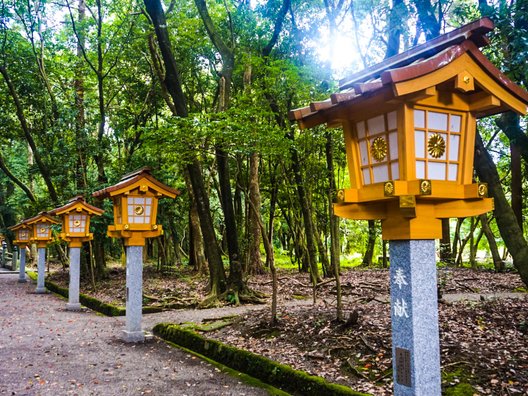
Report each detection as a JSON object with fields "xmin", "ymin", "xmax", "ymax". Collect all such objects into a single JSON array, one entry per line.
[{"xmin": 153, "ymin": 323, "xmax": 370, "ymax": 396}]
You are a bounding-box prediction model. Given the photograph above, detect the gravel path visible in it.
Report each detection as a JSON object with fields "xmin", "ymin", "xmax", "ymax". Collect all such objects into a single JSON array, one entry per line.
[{"xmin": 0, "ymin": 274, "xmax": 272, "ymax": 396}]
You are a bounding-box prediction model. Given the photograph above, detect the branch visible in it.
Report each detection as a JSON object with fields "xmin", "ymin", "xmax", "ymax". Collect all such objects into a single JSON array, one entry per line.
[
  {"xmin": 262, "ymin": 0, "xmax": 291, "ymax": 57},
  {"xmin": 194, "ymin": 0, "xmax": 233, "ymax": 59},
  {"xmin": 0, "ymin": 150, "xmax": 36, "ymax": 202},
  {"xmin": 0, "ymin": 65, "xmax": 58, "ymax": 202}
]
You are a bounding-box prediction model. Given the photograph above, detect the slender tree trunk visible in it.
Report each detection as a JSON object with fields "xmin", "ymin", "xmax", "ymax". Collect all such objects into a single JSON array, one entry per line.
[
  {"xmin": 510, "ymin": 141, "xmax": 523, "ymax": 231},
  {"xmin": 440, "ymin": 218, "xmax": 453, "ymax": 264},
  {"xmin": 74, "ymin": 0, "xmax": 88, "ymax": 192},
  {"xmin": 288, "ymin": 131, "xmax": 321, "ymax": 283},
  {"xmin": 479, "ymin": 214, "xmax": 505, "ymax": 272},
  {"xmin": 247, "ymin": 152, "xmax": 264, "ymax": 274},
  {"xmin": 325, "ymin": 131, "xmax": 339, "ymax": 277},
  {"xmin": 362, "ymin": 220, "xmax": 377, "ymax": 266},
  {"xmin": 474, "ymin": 131, "xmax": 528, "ymax": 286}
]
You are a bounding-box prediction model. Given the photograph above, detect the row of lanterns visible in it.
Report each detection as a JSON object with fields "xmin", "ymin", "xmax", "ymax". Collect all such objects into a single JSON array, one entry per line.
[
  {"xmin": 9, "ymin": 168, "xmax": 178, "ymax": 250},
  {"xmin": 7, "ymin": 168, "xmax": 178, "ymax": 342}
]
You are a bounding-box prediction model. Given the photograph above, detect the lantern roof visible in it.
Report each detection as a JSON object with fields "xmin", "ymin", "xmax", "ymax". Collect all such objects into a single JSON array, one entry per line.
[
  {"xmin": 24, "ymin": 212, "xmax": 60, "ymax": 226},
  {"xmin": 289, "ymin": 17, "xmax": 528, "ymax": 128},
  {"xmin": 50, "ymin": 195, "xmax": 104, "ymax": 217},
  {"xmin": 8, "ymin": 219, "xmax": 32, "ymax": 232},
  {"xmin": 92, "ymin": 167, "xmax": 180, "ymax": 199}
]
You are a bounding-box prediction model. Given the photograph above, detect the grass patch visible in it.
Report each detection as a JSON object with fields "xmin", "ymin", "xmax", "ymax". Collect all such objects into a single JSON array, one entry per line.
[{"xmin": 442, "ymin": 366, "xmax": 477, "ymax": 396}]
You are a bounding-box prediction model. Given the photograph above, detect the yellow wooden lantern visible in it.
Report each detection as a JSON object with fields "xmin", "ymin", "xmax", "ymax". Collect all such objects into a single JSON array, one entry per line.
[
  {"xmin": 289, "ymin": 18, "xmax": 528, "ymax": 240},
  {"xmin": 92, "ymin": 167, "xmax": 180, "ymax": 246},
  {"xmin": 8, "ymin": 220, "xmax": 33, "ymax": 247},
  {"xmin": 25, "ymin": 212, "xmax": 59, "ymax": 248},
  {"xmin": 50, "ymin": 196, "xmax": 104, "ymax": 248}
]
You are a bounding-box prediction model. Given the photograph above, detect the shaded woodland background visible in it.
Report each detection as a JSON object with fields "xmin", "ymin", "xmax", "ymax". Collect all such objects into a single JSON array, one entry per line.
[{"xmin": 1, "ymin": 0, "xmax": 528, "ymax": 299}]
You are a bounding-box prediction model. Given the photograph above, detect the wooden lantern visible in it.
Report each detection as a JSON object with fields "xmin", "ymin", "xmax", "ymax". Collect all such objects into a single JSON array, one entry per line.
[
  {"xmin": 8, "ymin": 221, "xmax": 33, "ymax": 247},
  {"xmin": 50, "ymin": 196, "xmax": 104, "ymax": 248},
  {"xmin": 25, "ymin": 212, "xmax": 59, "ymax": 248},
  {"xmin": 93, "ymin": 167, "xmax": 179, "ymax": 246},
  {"xmin": 289, "ymin": 18, "xmax": 528, "ymax": 240}
]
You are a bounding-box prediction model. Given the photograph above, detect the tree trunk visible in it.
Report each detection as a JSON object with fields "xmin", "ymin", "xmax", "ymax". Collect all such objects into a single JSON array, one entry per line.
[
  {"xmin": 479, "ymin": 214, "xmax": 505, "ymax": 272},
  {"xmin": 325, "ymin": 131, "xmax": 339, "ymax": 277},
  {"xmin": 510, "ymin": 141, "xmax": 523, "ymax": 231},
  {"xmin": 362, "ymin": 220, "xmax": 377, "ymax": 266},
  {"xmin": 474, "ymin": 131, "xmax": 528, "ymax": 286},
  {"xmin": 247, "ymin": 152, "xmax": 264, "ymax": 274},
  {"xmin": 288, "ymin": 131, "xmax": 320, "ymax": 283},
  {"xmin": 439, "ymin": 218, "xmax": 453, "ymax": 264},
  {"xmin": 144, "ymin": 0, "xmax": 226, "ymax": 294}
]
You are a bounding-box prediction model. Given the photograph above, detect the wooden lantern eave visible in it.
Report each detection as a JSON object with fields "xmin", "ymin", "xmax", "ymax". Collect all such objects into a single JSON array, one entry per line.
[
  {"xmin": 92, "ymin": 168, "xmax": 179, "ymax": 246},
  {"xmin": 290, "ymin": 18, "xmax": 528, "ymax": 240},
  {"xmin": 50, "ymin": 196, "xmax": 104, "ymax": 247},
  {"xmin": 8, "ymin": 221, "xmax": 32, "ymax": 246},
  {"xmin": 24, "ymin": 212, "xmax": 59, "ymax": 247}
]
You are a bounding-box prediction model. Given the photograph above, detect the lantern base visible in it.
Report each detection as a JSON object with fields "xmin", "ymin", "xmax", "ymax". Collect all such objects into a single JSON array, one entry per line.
[
  {"xmin": 335, "ymin": 197, "xmax": 493, "ymax": 240},
  {"xmin": 66, "ymin": 303, "xmax": 82, "ymax": 311},
  {"xmin": 122, "ymin": 330, "xmax": 148, "ymax": 343}
]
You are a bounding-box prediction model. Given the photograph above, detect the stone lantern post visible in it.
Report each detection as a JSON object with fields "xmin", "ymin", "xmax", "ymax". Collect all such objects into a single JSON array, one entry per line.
[
  {"xmin": 25, "ymin": 212, "xmax": 59, "ymax": 294},
  {"xmin": 50, "ymin": 196, "xmax": 104, "ymax": 310},
  {"xmin": 93, "ymin": 167, "xmax": 179, "ymax": 342},
  {"xmin": 8, "ymin": 221, "xmax": 33, "ymax": 282}
]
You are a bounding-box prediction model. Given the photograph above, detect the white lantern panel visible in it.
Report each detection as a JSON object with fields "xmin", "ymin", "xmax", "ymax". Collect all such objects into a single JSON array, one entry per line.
[
  {"xmin": 372, "ymin": 165, "xmax": 389, "ymax": 183},
  {"xmin": 356, "ymin": 121, "xmax": 366, "ymax": 139},
  {"xmin": 428, "ymin": 112, "xmax": 448, "ymax": 131},
  {"xmin": 69, "ymin": 214, "xmax": 87, "ymax": 234},
  {"xmin": 387, "ymin": 111, "xmax": 397, "ymax": 130},
  {"xmin": 414, "ymin": 110, "xmax": 425, "ymax": 128},
  {"xmin": 448, "ymin": 164, "xmax": 458, "ymax": 181},
  {"xmin": 367, "ymin": 115, "xmax": 385, "ymax": 134},
  {"xmin": 428, "ymin": 162, "xmax": 446, "ymax": 180},
  {"xmin": 359, "ymin": 140, "xmax": 369, "ymax": 165},
  {"xmin": 18, "ymin": 230, "xmax": 29, "ymax": 241},
  {"xmin": 391, "ymin": 162, "xmax": 400, "ymax": 180},
  {"xmin": 389, "ymin": 131, "xmax": 399, "ymax": 160},
  {"xmin": 128, "ymin": 196, "xmax": 153, "ymax": 224},
  {"xmin": 415, "ymin": 131, "xmax": 425, "ymax": 158},
  {"xmin": 36, "ymin": 223, "xmax": 50, "ymax": 238},
  {"xmin": 450, "ymin": 115, "xmax": 461, "ymax": 132},
  {"xmin": 449, "ymin": 135, "xmax": 460, "ymax": 161},
  {"xmin": 416, "ymin": 161, "xmax": 425, "ymax": 179},
  {"xmin": 362, "ymin": 168, "xmax": 371, "ymax": 185}
]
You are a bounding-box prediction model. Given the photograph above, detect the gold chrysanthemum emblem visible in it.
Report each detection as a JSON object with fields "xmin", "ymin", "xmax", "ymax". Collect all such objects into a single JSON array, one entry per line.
[
  {"xmin": 371, "ymin": 137, "xmax": 387, "ymax": 162},
  {"xmin": 427, "ymin": 134, "xmax": 446, "ymax": 158}
]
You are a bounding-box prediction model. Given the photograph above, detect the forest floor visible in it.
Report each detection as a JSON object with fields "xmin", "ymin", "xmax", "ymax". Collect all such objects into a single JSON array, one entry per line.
[{"xmin": 44, "ymin": 262, "xmax": 528, "ymax": 396}]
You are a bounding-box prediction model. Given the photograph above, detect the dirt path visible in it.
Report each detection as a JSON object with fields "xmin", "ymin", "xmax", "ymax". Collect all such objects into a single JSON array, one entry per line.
[{"xmin": 0, "ymin": 274, "xmax": 272, "ymax": 396}]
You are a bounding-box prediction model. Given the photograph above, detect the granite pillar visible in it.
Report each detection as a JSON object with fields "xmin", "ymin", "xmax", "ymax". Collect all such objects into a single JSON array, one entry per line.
[
  {"xmin": 122, "ymin": 245, "xmax": 144, "ymax": 342},
  {"xmin": 11, "ymin": 246, "xmax": 18, "ymax": 271},
  {"xmin": 66, "ymin": 247, "xmax": 82, "ymax": 311},
  {"xmin": 389, "ymin": 240, "xmax": 441, "ymax": 396},
  {"xmin": 35, "ymin": 247, "xmax": 47, "ymax": 294},
  {"xmin": 18, "ymin": 248, "xmax": 27, "ymax": 283}
]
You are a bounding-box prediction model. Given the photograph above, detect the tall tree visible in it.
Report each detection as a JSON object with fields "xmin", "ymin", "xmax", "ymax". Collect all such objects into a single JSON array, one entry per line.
[{"xmin": 144, "ymin": 0, "xmax": 227, "ymax": 296}]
